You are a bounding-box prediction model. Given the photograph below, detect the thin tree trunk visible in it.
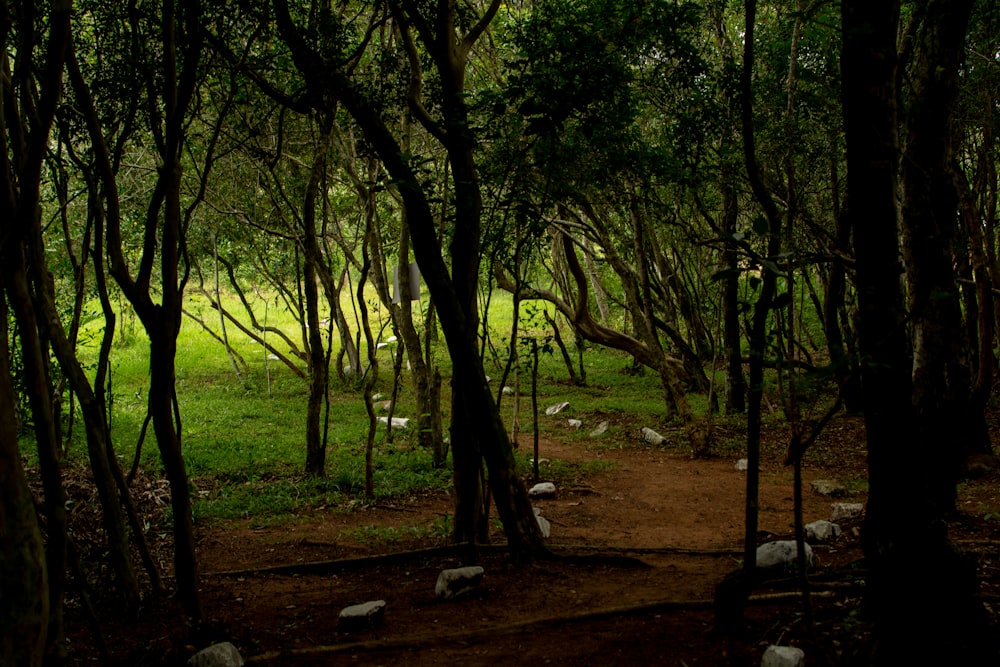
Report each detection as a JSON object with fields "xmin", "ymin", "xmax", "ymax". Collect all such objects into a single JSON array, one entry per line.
[
  {"xmin": 213, "ymin": 233, "xmax": 244, "ymax": 382},
  {"xmin": 302, "ymin": 123, "xmax": 332, "ymax": 477},
  {"xmin": 739, "ymin": 0, "xmax": 785, "ymax": 616}
]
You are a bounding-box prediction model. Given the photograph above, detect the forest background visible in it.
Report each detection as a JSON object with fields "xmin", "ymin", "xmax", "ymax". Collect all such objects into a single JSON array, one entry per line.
[{"xmin": 1, "ymin": 0, "xmax": 998, "ymax": 664}]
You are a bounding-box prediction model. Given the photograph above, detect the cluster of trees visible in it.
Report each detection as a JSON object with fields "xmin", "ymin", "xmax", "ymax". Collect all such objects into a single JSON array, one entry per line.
[{"xmin": 1, "ymin": 0, "xmax": 997, "ymax": 663}]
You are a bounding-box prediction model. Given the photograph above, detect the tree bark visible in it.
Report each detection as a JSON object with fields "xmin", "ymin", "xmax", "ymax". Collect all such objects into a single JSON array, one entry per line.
[
  {"xmin": 1, "ymin": 0, "xmax": 74, "ymax": 650},
  {"xmin": 899, "ymin": 0, "xmax": 979, "ymax": 511},
  {"xmin": 0, "ymin": 297, "xmax": 48, "ymax": 667},
  {"xmin": 740, "ymin": 0, "xmax": 784, "ymax": 595},
  {"xmin": 302, "ymin": 122, "xmax": 332, "ymax": 477},
  {"xmin": 842, "ymin": 0, "xmax": 996, "ymax": 661}
]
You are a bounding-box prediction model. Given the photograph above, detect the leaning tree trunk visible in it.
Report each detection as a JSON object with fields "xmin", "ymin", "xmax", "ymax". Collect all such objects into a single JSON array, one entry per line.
[
  {"xmin": 270, "ymin": 0, "xmax": 547, "ymax": 561},
  {"xmin": 2, "ymin": 198, "xmax": 69, "ymax": 664},
  {"xmin": 23, "ymin": 222, "xmax": 141, "ymax": 611}
]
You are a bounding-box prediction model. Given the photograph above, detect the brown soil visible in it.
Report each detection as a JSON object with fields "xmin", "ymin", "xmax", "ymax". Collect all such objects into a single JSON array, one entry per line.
[{"xmin": 60, "ymin": 413, "xmax": 1000, "ymax": 666}]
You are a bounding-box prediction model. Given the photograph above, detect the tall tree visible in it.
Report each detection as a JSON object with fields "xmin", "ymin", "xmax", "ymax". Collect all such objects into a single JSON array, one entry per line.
[
  {"xmin": 1, "ymin": 0, "xmax": 74, "ymax": 653},
  {"xmin": 0, "ymin": 297, "xmax": 48, "ymax": 667},
  {"xmin": 899, "ymin": 0, "xmax": 983, "ymax": 510},
  {"xmin": 842, "ymin": 0, "xmax": 995, "ymax": 661},
  {"xmin": 269, "ymin": 0, "xmax": 545, "ymax": 558},
  {"xmin": 69, "ymin": 0, "xmax": 208, "ymax": 620}
]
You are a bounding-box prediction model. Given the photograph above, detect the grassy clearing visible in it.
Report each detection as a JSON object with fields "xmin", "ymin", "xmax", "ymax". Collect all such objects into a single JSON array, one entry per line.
[{"xmin": 57, "ymin": 289, "xmax": 756, "ymax": 525}]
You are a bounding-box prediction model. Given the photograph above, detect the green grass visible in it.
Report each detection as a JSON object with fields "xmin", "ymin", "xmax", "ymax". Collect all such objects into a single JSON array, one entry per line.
[{"xmin": 42, "ymin": 288, "xmax": 786, "ymax": 525}]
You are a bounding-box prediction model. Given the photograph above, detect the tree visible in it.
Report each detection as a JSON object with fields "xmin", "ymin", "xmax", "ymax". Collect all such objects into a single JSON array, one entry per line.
[
  {"xmin": 68, "ymin": 0, "xmax": 209, "ymax": 620},
  {"xmin": 0, "ymin": 301, "xmax": 48, "ymax": 667},
  {"xmin": 899, "ymin": 0, "xmax": 986, "ymax": 511},
  {"xmin": 842, "ymin": 0, "xmax": 996, "ymax": 660},
  {"xmin": 267, "ymin": 0, "xmax": 546, "ymax": 558},
  {"xmin": 1, "ymin": 0, "xmax": 74, "ymax": 653},
  {"xmin": 488, "ymin": 0, "xmax": 716, "ymax": 446}
]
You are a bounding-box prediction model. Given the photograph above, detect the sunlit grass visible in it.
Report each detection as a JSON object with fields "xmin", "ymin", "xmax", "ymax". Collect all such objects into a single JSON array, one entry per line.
[{"xmin": 47, "ymin": 287, "xmax": 750, "ymax": 523}]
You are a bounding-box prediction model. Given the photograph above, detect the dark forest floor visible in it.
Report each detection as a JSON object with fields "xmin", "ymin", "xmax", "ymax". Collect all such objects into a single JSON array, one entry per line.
[{"xmin": 59, "ymin": 412, "xmax": 1000, "ymax": 665}]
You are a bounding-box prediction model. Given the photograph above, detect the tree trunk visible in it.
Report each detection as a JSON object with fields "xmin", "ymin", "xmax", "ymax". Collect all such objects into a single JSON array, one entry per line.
[
  {"xmin": 740, "ymin": 0, "xmax": 785, "ymax": 601},
  {"xmin": 302, "ymin": 124, "xmax": 332, "ymax": 477},
  {"xmin": 954, "ymin": 164, "xmax": 996, "ymax": 459},
  {"xmin": 67, "ymin": 0, "xmax": 204, "ymax": 620},
  {"xmin": 899, "ymin": 0, "xmax": 979, "ymax": 511},
  {"xmin": 842, "ymin": 0, "xmax": 996, "ymax": 661},
  {"xmin": 0, "ymin": 301, "xmax": 48, "ymax": 667},
  {"xmin": 710, "ymin": 0, "xmax": 746, "ymax": 416},
  {"xmin": 2, "ymin": 220, "xmax": 68, "ymax": 658},
  {"xmin": 271, "ymin": 0, "xmax": 547, "ymax": 561},
  {"xmin": 824, "ymin": 202, "xmax": 862, "ymax": 413},
  {"xmin": 396, "ymin": 218, "xmax": 443, "ymax": 463},
  {"xmin": 23, "ymin": 229, "xmax": 141, "ymax": 611}
]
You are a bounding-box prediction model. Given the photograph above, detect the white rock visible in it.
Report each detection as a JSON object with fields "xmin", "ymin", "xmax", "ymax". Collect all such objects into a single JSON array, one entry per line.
[
  {"xmin": 372, "ymin": 392, "xmax": 383, "ymax": 401},
  {"xmin": 761, "ymin": 645, "xmax": 805, "ymax": 667},
  {"xmin": 378, "ymin": 416, "xmax": 410, "ymax": 429},
  {"xmin": 386, "ymin": 335, "xmax": 397, "ymax": 343},
  {"xmin": 567, "ymin": 419, "xmax": 582, "ymax": 429},
  {"xmin": 756, "ymin": 540, "xmax": 813, "ymax": 570},
  {"xmin": 502, "ymin": 386, "xmax": 514, "ymax": 395},
  {"xmin": 485, "ymin": 375, "xmax": 492, "ymax": 383},
  {"xmin": 338, "ymin": 600, "xmax": 387, "ymax": 629},
  {"xmin": 830, "ymin": 502, "xmax": 864, "ymax": 521},
  {"xmin": 435, "ymin": 566, "xmax": 484, "ymax": 600},
  {"xmin": 735, "ymin": 458, "xmax": 748, "ymax": 471},
  {"xmin": 805, "ymin": 519, "xmax": 842, "ymax": 543},
  {"xmin": 376, "ymin": 342, "xmax": 388, "ymax": 349},
  {"xmin": 266, "ymin": 354, "xmax": 279, "ymax": 361},
  {"xmin": 535, "ymin": 514, "xmax": 551, "ymax": 538},
  {"xmin": 545, "ymin": 401, "xmax": 570, "ymax": 415},
  {"xmin": 187, "ymin": 642, "xmax": 244, "ymax": 667},
  {"xmin": 528, "ymin": 482, "xmax": 556, "ymax": 498},
  {"xmin": 590, "ymin": 421, "xmax": 609, "ymax": 437},
  {"xmin": 640, "ymin": 427, "xmax": 665, "ymax": 445}
]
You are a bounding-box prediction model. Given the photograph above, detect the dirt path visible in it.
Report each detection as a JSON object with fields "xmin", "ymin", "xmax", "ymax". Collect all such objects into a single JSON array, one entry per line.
[
  {"xmin": 179, "ymin": 428, "xmax": 873, "ymax": 666},
  {"xmin": 61, "ymin": 415, "xmax": 1000, "ymax": 665}
]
